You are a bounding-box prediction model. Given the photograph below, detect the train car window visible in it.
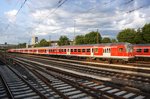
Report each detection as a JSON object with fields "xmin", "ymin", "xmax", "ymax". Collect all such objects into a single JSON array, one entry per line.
[
  {"xmin": 78, "ymin": 49, "xmax": 81, "ymax": 52},
  {"xmin": 94, "ymin": 48, "xmax": 98, "ymax": 53},
  {"xmin": 136, "ymin": 49, "xmax": 142, "ymax": 52},
  {"xmin": 71, "ymin": 49, "xmax": 73, "ymax": 52},
  {"xmin": 74, "ymin": 49, "xmax": 77, "ymax": 52},
  {"xmin": 106, "ymin": 49, "xmax": 108, "ymax": 53},
  {"xmin": 105, "ymin": 49, "xmax": 107, "ymax": 53},
  {"xmin": 87, "ymin": 49, "xmax": 90, "ymax": 52},
  {"xmin": 144, "ymin": 49, "xmax": 149, "ymax": 53},
  {"xmin": 64, "ymin": 49, "xmax": 66, "ymax": 52},
  {"xmin": 109, "ymin": 48, "xmax": 111, "ymax": 53},
  {"xmin": 82, "ymin": 49, "xmax": 85, "ymax": 52},
  {"xmin": 119, "ymin": 48, "xmax": 123, "ymax": 52}
]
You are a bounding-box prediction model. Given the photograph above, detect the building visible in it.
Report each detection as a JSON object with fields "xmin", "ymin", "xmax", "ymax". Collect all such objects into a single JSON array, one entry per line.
[
  {"xmin": 0, "ymin": 44, "xmax": 16, "ymax": 50},
  {"xmin": 50, "ymin": 40, "xmax": 74, "ymax": 46},
  {"xmin": 50, "ymin": 41, "xmax": 58, "ymax": 46},
  {"xmin": 31, "ymin": 36, "xmax": 38, "ymax": 45}
]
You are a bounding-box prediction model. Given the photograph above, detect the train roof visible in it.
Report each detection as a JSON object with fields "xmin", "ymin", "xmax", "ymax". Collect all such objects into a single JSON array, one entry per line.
[
  {"xmin": 10, "ymin": 42, "xmax": 131, "ymax": 50},
  {"xmin": 133, "ymin": 44, "xmax": 150, "ymax": 46},
  {"xmin": 59, "ymin": 42, "xmax": 131, "ymax": 47}
]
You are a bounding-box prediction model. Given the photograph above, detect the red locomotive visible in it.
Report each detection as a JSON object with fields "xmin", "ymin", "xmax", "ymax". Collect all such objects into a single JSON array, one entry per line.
[{"xmin": 8, "ymin": 43, "xmax": 134, "ymax": 62}]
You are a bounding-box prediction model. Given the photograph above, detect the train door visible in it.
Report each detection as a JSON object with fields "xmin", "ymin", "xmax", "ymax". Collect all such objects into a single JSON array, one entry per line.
[
  {"xmin": 36, "ymin": 49, "xmax": 38, "ymax": 54},
  {"xmin": 67, "ymin": 48, "xmax": 70, "ymax": 55},
  {"xmin": 46, "ymin": 49, "xmax": 49, "ymax": 54},
  {"xmin": 103, "ymin": 47, "xmax": 111, "ymax": 57},
  {"xmin": 91, "ymin": 48, "xmax": 94, "ymax": 57}
]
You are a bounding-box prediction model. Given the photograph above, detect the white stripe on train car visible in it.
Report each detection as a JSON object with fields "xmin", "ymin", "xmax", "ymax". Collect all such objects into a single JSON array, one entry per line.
[{"xmin": 135, "ymin": 55, "xmax": 150, "ymax": 57}]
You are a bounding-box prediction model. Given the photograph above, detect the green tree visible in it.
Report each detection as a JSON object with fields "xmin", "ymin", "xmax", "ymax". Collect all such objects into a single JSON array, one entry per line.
[
  {"xmin": 35, "ymin": 39, "xmax": 49, "ymax": 47},
  {"xmin": 142, "ymin": 23, "xmax": 150, "ymax": 43},
  {"xmin": 111, "ymin": 38, "xmax": 117, "ymax": 43},
  {"xmin": 102, "ymin": 37, "xmax": 111, "ymax": 43},
  {"xmin": 58, "ymin": 36, "xmax": 70, "ymax": 46},
  {"xmin": 84, "ymin": 31, "xmax": 102, "ymax": 44},
  {"xmin": 117, "ymin": 28, "xmax": 136, "ymax": 43},
  {"xmin": 134, "ymin": 28, "xmax": 145, "ymax": 44},
  {"xmin": 18, "ymin": 43, "xmax": 26, "ymax": 48},
  {"xmin": 75, "ymin": 35, "xmax": 85, "ymax": 45}
]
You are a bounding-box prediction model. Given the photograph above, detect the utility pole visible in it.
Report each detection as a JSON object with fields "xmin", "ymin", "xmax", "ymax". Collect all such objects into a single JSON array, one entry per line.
[
  {"xmin": 97, "ymin": 29, "xmax": 99, "ymax": 44},
  {"xmin": 18, "ymin": 42, "xmax": 20, "ymax": 48},
  {"xmin": 73, "ymin": 20, "xmax": 76, "ymax": 45},
  {"xmin": 28, "ymin": 39, "xmax": 30, "ymax": 48},
  {"xmin": 4, "ymin": 42, "xmax": 7, "ymax": 64},
  {"xmin": 49, "ymin": 35, "xmax": 51, "ymax": 46}
]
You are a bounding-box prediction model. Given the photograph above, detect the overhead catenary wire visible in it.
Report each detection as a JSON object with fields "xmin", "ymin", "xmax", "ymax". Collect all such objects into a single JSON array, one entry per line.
[
  {"xmin": 29, "ymin": 0, "xmax": 68, "ymax": 36},
  {"xmin": 15, "ymin": 0, "xmax": 28, "ymax": 16},
  {"xmin": 127, "ymin": 4, "xmax": 150, "ymax": 13},
  {"xmin": 122, "ymin": 0, "xmax": 134, "ymax": 6},
  {"xmin": 58, "ymin": 0, "xmax": 63, "ymax": 4},
  {"xmin": 104, "ymin": 0, "xmax": 115, "ymax": 5},
  {"xmin": 4, "ymin": 0, "xmax": 28, "ymax": 32},
  {"xmin": 42, "ymin": 0, "xmax": 68, "ymax": 21}
]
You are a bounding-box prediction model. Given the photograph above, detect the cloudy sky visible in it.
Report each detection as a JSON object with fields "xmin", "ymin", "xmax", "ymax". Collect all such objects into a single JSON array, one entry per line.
[{"xmin": 0, "ymin": 0, "xmax": 150, "ymax": 44}]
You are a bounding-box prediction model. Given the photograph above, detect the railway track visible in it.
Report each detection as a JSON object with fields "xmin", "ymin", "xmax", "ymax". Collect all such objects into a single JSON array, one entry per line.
[
  {"xmin": 0, "ymin": 61, "xmax": 13, "ymax": 99},
  {"xmin": 11, "ymin": 62, "xmax": 100, "ymax": 99},
  {"xmin": 1, "ymin": 60, "xmax": 100, "ymax": 98},
  {"xmin": 12, "ymin": 54, "xmax": 150, "ymax": 71},
  {"xmin": 0, "ymin": 71, "xmax": 13, "ymax": 99},
  {"xmin": 7, "ymin": 53, "xmax": 150, "ymax": 68},
  {"xmin": 12, "ymin": 59, "xmax": 150, "ymax": 99},
  {"xmin": 0, "ymin": 65, "xmax": 47, "ymax": 98},
  {"xmin": 1, "ymin": 53, "xmax": 150, "ymax": 98},
  {"xmin": 12, "ymin": 54, "xmax": 150, "ymax": 92}
]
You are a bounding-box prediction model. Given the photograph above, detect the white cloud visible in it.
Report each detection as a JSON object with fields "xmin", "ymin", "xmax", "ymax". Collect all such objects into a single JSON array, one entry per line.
[
  {"xmin": 1, "ymin": 0, "xmax": 150, "ymax": 44},
  {"xmin": 4, "ymin": 9, "xmax": 17, "ymax": 23}
]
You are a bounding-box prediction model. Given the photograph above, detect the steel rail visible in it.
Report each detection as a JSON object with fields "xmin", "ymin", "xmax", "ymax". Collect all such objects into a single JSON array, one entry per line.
[
  {"xmin": 0, "ymin": 72, "xmax": 14, "ymax": 99},
  {"xmin": 7, "ymin": 65, "xmax": 48, "ymax": 99}
]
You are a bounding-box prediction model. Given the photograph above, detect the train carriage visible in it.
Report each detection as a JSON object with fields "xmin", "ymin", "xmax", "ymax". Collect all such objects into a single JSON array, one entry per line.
[
  {"xmin": 8, "ymin": 43, "xmax": 134, "ymax": 62},
  {"xmin": 133, "ymin": 44, "xmax": 150, "ymax": 61}
]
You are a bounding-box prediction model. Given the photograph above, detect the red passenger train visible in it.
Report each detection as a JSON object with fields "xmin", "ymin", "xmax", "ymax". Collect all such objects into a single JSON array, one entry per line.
[{"xmin": 8, "ymin": 43, "xmax": 134, "ymax": 62}]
